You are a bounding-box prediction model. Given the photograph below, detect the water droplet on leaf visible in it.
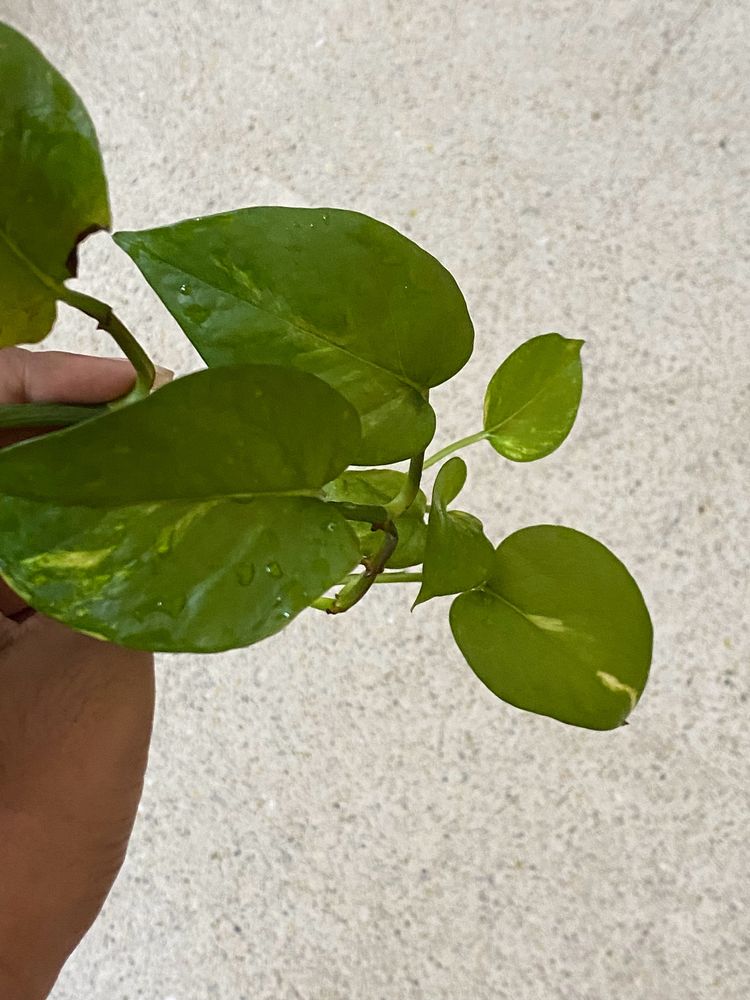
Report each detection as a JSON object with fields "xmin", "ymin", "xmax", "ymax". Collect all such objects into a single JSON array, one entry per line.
[
  {"xmin": 237, "ymin": 564, "xmax": 256, "ymax": 586},
  {"xmin": 265, "ymin": 561, "xmax": 282, "ymax": 578},
  {"xmin": 185, "ymin": 303, "xmax": 210, "ymax": 324}
]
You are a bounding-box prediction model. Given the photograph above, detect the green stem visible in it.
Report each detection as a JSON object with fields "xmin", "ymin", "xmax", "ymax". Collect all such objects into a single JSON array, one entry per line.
[
  {"xmin": 423, "ymin": 429, "xmax": 488, "ymax": 470},
  {"xmin": 317, "ymin": 453, "xmax": 424, "ymax": 614},
  {"xmin": 373, "ymin": 571, "xmax": 422, "ymax": 584},
  {"xmin": 336, "ymin": 570, "xmax": 423, "ymax": 585},
  {"xmin": 58, "ymin": 286, "xmax": 155, "ymax": 406},
  {"xmin": 310, "ymin": 567, "xmax": 422, "ymax": 611},
  {"xmin": 386, "ymin": 452, "xmax": 424, "ymax": 518},
  {"xmin": 325, "ymin": 519, "xmax": 399, "ymax": 615},
  {"xmin": 0, "ymin": 402, "xmax": 107, "ymax": 429}
]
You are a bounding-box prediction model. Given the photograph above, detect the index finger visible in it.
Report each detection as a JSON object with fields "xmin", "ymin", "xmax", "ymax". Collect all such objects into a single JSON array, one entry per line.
[{"xmin": 0, "ymin": 348, "xmax": 136, "ymax": 405}]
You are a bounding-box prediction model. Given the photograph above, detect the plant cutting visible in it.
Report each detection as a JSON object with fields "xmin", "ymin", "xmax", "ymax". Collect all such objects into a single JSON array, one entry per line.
[{"xmin": 0, "ymin": 22, "xmax": 652, "ymax": 731}]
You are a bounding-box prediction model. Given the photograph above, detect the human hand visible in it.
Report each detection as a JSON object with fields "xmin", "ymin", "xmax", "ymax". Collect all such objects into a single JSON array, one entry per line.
[{"xmin": 0, "ymin": 349, "xmax": 155, "ymax": 1000}]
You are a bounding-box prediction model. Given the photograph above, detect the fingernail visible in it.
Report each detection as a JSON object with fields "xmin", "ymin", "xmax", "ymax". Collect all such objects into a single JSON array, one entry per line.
[{"xmin": 152, "ymin": 365, "xmax": 174, "ymax": 391}]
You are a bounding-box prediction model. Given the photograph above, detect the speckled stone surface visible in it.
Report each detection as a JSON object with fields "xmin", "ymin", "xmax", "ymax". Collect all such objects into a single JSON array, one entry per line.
[{"xmin": 2, "ymin": 0, "xmax": 748, "ymax": 996}]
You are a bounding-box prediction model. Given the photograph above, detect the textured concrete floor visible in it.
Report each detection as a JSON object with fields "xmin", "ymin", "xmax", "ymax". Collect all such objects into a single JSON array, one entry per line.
[{"xmin": 2, "ymin": 0, "xmax": 749, "ymax": 997}]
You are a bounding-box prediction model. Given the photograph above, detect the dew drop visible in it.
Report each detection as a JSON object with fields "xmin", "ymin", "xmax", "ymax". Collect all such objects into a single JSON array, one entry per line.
[
  {"xmin": 185, "ymin": 303, "xmax": 210, "ymax": 324},
  {"xmin": 237, "ymin": 564, "xmax": 256, "ymax": 586},
  {"xmin": 281, "ymin": 610, "xmax": 291, "ymax": 620},
  {"xmin": 326, "ymin": 522, "xmax": 336, "ymax": 532},
  {"xmin": 265, "ymin": 561, "xmax": 283, "ymax": 578},
  {"xmin": 178, "ymin": 282, "xmax": 191, "ymax": 296}
]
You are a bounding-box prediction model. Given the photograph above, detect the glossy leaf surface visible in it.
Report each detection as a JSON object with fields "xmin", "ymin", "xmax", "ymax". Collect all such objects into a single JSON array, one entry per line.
[
  {"xmin": 0, "ymin": 22, "xmax": 110, "ymax": 346},
  {"xmin": 483, "ymin": 333, "xmax": 583, "ymax": 461},
  {"xmin": 322, "ymin": 469, "xmax": 428, "ymax": 569},
  {"xmin": 114, "ymin": 207, "xmax": 474, "ymax": 465},
  {"xmin": 0, "ymin": 365, "xmax": 362, "ymax": 651},
  {"xmin": 414, "ymin": 457, "xmax": 494, "ymax": 606},
  {"xmin": 450, "ymin": 525, "xmax": 652, "ymax": 730}
]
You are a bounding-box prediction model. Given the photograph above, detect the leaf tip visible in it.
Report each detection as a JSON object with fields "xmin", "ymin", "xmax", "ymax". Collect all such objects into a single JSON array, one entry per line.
[
  {"xmin": 411, "ymin": 589, "xmax": 428, "ymax": 611},
  {"xmin": 111, "ymin": 230, "xmax": 136, "ymax": 252}
]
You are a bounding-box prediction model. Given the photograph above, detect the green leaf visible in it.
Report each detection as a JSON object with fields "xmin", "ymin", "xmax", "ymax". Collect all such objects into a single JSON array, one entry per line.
[
  {"xmin": 483, "ymin": 333, "xmax": 583, "ymax": 461},
  {"xmin": 414, "ymin": 456, "xmax": 494, "ymax": 606},
  {"xmin": 0, "ymin": 365, "xmax": 362, "ymax": 652},
  {"xmin": 113, "ymin": 207, "xmax": 474, "ymax": 465},
  {"xmin": 322, "ymin": 469, "xmax": 428, "ymax": 569},
  {"xmin": 0, "ymin": 23, "xmax": 110, "ymax": 346},
  {"xmin": 449, "ymin": 525, "xmax": 652, "ymax": 730}
]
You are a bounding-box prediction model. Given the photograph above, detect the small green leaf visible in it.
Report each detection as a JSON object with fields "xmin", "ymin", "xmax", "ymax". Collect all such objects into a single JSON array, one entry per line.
[
  {"xmin": 483, "ymin": 333, "xmax": 583, "ymax": 461},
  {"xmin": 114, "ymin": 207, "xmax": 474, "ymax": 465},
  {"xmin": 322, "ymin": 469, "xmax": 428, "ymax": 569},
  {"xmin": 0, "ymin": 365, "xmax": 362, "ymax": 651},
  {"xmin": 0, "ymin": 23, "xmax": 110, "ymax": 346},
  {"xmin": 449, "ymin": 525, "xmax": 652, "ymax": 730},
  {"xmin": 414, "ymin": 457, "xmax": 494, "ymax": 606}
]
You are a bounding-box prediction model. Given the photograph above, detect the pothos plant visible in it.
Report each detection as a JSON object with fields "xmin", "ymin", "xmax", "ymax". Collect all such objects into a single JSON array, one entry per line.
[{"xmin": 0, "ymin": 22, "xmax": 652, "ymax": 731}]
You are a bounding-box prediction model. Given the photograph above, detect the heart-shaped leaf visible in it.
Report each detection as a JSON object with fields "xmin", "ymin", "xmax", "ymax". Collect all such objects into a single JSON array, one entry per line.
[
  {"xmin": 114, "ymin": 207, "xmax": 474, "ymax": 465},
  {"xmin": 0, "ymin": 22, "xmax": 110, "ymax": 346},
  {"xmin": 0, "ymin": 365, "xmax": 362, "ymax": 651},
  {"xmin": 450, "ymin": 525, "xmax": 652, "ymax": 730},
  {"xmin": 322, "ymin": 469, "xmax": 428, "ymax": 569},
  {"xmin": 414, "ymin": 456, "xmax": 494, "ymax": 606},
  {"xmin": 483, "ymin": 333, "xmax": 583, "ymax": 461}
]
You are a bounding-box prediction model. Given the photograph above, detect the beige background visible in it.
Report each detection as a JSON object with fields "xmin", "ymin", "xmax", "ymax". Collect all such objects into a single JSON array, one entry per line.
[{"xmin": 2, "ymin": 0, "xmax": 749, "ymax": 997}]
